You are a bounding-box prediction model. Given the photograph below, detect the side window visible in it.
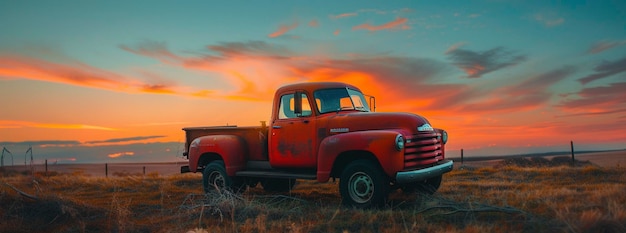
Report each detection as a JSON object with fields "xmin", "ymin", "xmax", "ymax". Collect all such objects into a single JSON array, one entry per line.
[
  {"xmin": 278, "ymin": 94, "xmax": 295, "ymax": 119},
  {"xmin": 300, "ymin": 93, "xmax": 312, "ymax": 117},
  {"xmin": 278, "ymin": 93, "xmax": 312, "ymax": 119},
  {"xmin": 340, "ymin": 97, "xmax": 353, "ymax": 109}
]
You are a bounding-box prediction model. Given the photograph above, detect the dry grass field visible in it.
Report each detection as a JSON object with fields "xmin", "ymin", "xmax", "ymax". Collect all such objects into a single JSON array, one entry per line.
[{"xmin": 1, "ymin": 155, "xmax": 625, "ymax": 233}]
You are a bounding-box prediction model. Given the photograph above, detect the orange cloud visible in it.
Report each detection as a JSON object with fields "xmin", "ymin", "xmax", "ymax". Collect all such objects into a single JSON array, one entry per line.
[
  {"xmin": 558, "ymin": 82, "xmax": 626, "ymax": 115},
  {"xmin": 587, "ymin": 40, "xmax": 626, "ymax": 54},
  {"xmin": 86, "ymin": 136, "xmax": 165, "ymax": 144},
  {"xmin": 0, "ymin": 53, "xmax": 214, "ymax": 98},
  {"xmin": 0, "ymin": 55, "xmax": 127, "ymax": 89},
  {"xmin": 119, "ymin": 41, "xmax": 185, "ymax": 65},
  {"xmin": 108, "ymin": 151, "xmax": 134, "ymax": 158},
  {"xmin": 38, "ymin": 143, "xmax": 78, "ymax": 148},
  {"xmin": 0, "ymin": 120, "xmax": 117, "ymax": 131},
  {"xmin": 140, "ymin": 84, "xmax": 177, "ymax": 94},
  {"xmin": 445, "ymin": 42, "xmax": 467, "ymax": 54},
  {"xmin": 54, "ymin": 158, "xmax": 77, "ymax": 162},
  {"xmin": 308, "ymin": 19, "xmax": 319, "ymax": 27},
  {"xmin": 577, "ymin": 56, "xmax": 626, "ymax": 85},
  {"xmin": 352, "ymin": 17, "xmax": 410, "ymax": 31},
  {"xmin": 331, "ymin": 12, "xmax": 357, "ymax": 19},
  {"xmin": 462, "ymin": 64, "xmax": 486, "ymax": 77},
  {"xmin": 130, "ymin": 122, "xmax": 189, "ymax": 127},
  {"xmin": 121, "ymin": 42, "xmax": 280, "ymax": 100},
  {"xmin": 268, "ymin": 22, "xmax": 299, "ymax": 38},
  {"xmin": 430, "ymin": 67, "xmax": 574, "ymax": 115},
  {"xmin": 191, "ymin": 90, "xmax": 215, "ymax": 97}
]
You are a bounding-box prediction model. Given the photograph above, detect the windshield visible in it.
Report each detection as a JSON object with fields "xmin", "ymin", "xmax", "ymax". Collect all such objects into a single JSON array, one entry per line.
[{"xmin": 314, "ymin": 88, "xmax": 371, "ymax": 114}]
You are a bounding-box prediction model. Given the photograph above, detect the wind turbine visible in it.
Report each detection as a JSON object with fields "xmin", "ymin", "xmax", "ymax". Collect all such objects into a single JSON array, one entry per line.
[
  {"xmin": 25, "ymin": 146, "xmax": 33, "ymax": 167},
  {"xmin": 1, "ymin": 147, "xmax": 13, "ymax": 167}
]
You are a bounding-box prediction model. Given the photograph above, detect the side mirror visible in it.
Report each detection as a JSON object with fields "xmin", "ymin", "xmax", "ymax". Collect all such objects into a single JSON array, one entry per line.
[{"xmin": 366, "ymin": 95, "xmax": 376, "ymax": 112}]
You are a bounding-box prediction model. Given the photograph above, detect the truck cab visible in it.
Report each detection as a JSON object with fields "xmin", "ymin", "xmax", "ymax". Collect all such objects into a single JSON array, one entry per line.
[{"xmin": 182, "ymin": 82, "xmax": 453, "ymax": 208}]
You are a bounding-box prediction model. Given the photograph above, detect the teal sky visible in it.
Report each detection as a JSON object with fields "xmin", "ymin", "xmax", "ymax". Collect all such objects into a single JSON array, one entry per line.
[{"xmin": 1, "ymin": 0, "xmax": 625, "ymax": 164}]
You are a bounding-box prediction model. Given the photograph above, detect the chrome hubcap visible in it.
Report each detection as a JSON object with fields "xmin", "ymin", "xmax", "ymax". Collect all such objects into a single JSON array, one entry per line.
[
  {"xmin": 209, "ymin": 171, "xmax": 225, "ymax": 189},
  {"xmin": 348, "ymin": 172, "xmax": 374, "ymax": 203}
]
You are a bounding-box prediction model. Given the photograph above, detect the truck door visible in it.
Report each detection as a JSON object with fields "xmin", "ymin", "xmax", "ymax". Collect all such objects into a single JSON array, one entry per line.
[{"xmin": 269, "ymin": 91, "xmax": 317, "ymax": 168}]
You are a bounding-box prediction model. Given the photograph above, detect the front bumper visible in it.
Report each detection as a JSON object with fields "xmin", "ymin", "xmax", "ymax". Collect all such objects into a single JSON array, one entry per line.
[{"xmin": 395, "ymin": 159, "xmax": 453, "ymax": 183}]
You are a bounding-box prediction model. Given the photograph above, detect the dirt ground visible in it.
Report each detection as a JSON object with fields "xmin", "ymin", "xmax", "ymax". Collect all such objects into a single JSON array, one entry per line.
[
  {"xmin": 458, "ymin": 150, "xmax": 626, "ymax": 168},
  {"xmin": 573, "ymin": 150, "xmax": 626, "ymax": 167}
]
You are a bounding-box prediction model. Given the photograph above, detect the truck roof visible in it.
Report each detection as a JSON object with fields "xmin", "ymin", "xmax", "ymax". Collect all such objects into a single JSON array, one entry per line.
[{"xmin": 276, "ymin": 82, "xmax": 361, "ymax": 94}]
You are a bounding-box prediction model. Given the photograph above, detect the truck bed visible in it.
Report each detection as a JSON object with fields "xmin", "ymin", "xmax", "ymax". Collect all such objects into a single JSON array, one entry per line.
[{"xmin": 183, "ymin": 125, "xmax": 269, "ymax": 161}]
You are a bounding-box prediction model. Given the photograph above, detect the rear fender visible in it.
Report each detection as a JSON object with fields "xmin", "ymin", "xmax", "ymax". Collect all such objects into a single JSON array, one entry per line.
[
  {"xmin": 317, "ymin": 130, "xmax": 405, "ymax": 182},
  {"xmin": 188, "ymin": 135, "xmax": 246, "ymax": 176}
]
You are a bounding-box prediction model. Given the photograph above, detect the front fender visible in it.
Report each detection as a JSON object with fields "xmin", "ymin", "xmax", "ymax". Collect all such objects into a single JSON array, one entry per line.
[
  {"xmin": 188, "ymin": 135, "xmax": 246, "ymax": 176},
  {"xmin": 317, "ymin": 130, "xmax": 405, "ymax": 182}
]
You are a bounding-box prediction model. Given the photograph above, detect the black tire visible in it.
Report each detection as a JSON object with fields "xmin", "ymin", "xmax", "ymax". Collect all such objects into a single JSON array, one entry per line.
[
  {"xmin": 339, "ymin": 160, "xmax": 389, "ymax": 208},
  {"xmin": 401, "ymin": 175, "xmax": 442, "ymax": 195},
  {"xmin": 202, "ymin": 161, "xmax": 244, "ymax": 193},
  {"xmin": 261, "ymin": 178, "xmax": 296, "ymax": 192}
]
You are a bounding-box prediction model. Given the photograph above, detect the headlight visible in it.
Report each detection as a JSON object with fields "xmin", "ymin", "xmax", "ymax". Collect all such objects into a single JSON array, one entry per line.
[
  {"xmin": 395, "ymin": 134, "xmax": 404, "ymax": 151},
  {"xmin": 442, "ymin": 130, "xmax": 448, "ymax": 144}
]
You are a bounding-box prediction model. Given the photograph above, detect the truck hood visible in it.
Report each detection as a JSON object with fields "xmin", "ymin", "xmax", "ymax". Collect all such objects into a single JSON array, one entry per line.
[{"xmin": 320, "ymin": 111, "xmax": 432, "ymax": 136}]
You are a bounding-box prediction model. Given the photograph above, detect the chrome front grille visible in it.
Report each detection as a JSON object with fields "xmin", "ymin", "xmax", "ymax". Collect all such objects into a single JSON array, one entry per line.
[{"xmin": 403, "ymin": 132, "xmax": 444, "ymax": 170}]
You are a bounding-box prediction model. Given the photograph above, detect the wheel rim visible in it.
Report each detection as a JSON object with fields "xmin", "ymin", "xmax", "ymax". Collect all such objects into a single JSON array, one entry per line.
[
  {"xmin": 348, "ymin": 171, "xmax": 374, "ymax": 203},
  {"xmin": 208, "ymin": 170, "xmax": 225, "ymax": 189}
]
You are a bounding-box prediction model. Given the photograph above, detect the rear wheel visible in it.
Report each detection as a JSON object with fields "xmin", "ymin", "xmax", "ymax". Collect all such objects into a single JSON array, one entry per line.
[
  {"xmin": 261, "ymin": 178, "xmax": 296, "ymax": 192},
  {"xmin": 339, "ymin": 160, "xmax": 389, "ymax": 208},
  {"xmin": 202, "ymin": 161, "xmax": 244, "ymax": 193}
]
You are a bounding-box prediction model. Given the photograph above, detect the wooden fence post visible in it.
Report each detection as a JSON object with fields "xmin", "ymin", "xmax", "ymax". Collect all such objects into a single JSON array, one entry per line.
[
  {"xmin": 570, "ymin": 141, "xmax": 575, "ymax": 165},
  {"xmin": 461, "ymin": 149, "xmax": 464, "ymax": 165},
  {"xmin": 105, "ymin": 163, "xmax": 108, "ymax": 178}
]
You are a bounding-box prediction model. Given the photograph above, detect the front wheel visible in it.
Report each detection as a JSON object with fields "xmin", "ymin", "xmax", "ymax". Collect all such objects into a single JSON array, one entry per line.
[
  {"xmin": 339, "ymin": 160, "xmax": 389, "ymax": 208},
  {"xmin": 202, "ymin": 161, "xmax": 244, "ymax": 193}
]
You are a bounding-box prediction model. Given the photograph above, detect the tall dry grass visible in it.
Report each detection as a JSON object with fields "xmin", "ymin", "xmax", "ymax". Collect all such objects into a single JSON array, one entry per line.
[{"xmin": 1, "ymin": 157, "xmax": 624, "ymax": 233}]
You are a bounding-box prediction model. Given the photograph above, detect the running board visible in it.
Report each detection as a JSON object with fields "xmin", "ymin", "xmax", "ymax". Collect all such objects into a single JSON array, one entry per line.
[
  {"xmin": 235, "ymin": 170, "xmax": 317, "ymax": 180},
  {"xmin": 246, "ymin": 161, "xmax": 273, "ymax": 170}
]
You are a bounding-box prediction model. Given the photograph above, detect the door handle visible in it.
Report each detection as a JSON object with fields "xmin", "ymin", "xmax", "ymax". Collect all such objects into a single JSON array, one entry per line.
[
  {"xmin": 303, "ymin": 120, "xmax": 309, "ymax": 123},
  {"xmin": 272, "ymin": 125, "xmax": 282, "ymax": 129}
]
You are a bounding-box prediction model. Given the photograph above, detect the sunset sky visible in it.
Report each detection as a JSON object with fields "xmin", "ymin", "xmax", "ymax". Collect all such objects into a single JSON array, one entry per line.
[{"xmin": 1, "ymin": 1, "xmax": 625, "ymax": 164}]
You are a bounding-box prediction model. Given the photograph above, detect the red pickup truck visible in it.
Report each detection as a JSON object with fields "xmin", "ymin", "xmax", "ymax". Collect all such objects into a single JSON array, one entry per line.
[{"xmin": 181, "ymin": 82, "xmax": 452, "ymax": 208}]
